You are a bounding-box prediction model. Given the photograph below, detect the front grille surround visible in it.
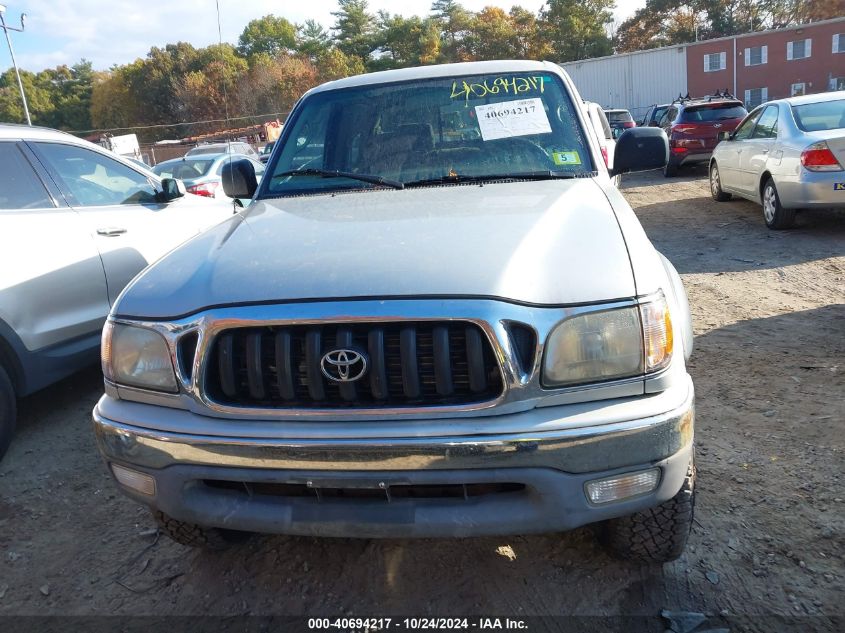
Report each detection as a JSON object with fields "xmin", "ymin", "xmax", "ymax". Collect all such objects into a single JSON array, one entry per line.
[
  {"xmin": 204, "ymin": 321, "xmax": 504, "ymax": 409},
  {"xmin": 110, "ymin": 296, "xmax": 661, "ymax": 420}
]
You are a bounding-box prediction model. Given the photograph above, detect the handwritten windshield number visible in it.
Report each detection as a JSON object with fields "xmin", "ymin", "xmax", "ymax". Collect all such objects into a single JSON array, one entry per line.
[{"xmin": 451, "ymin": 76, "xmax": 545, "ymax": 103}]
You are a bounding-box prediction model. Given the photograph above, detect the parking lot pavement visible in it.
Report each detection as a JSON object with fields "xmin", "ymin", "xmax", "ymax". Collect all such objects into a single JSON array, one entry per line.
[{"xmin": 0, "ymin": 169, "xmax": 842, "ymax": 631}]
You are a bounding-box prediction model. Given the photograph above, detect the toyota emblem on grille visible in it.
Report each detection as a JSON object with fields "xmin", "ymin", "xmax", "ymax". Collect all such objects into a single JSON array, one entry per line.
[{"xmin": 320, "ymin": 349, "xmax": 368, "ymax": 382}]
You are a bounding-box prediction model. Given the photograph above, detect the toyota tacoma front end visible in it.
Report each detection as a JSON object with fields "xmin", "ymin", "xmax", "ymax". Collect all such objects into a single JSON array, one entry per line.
[{"xmin": 93, "ymin": 61, "xmax": 694, "ymax": 562}]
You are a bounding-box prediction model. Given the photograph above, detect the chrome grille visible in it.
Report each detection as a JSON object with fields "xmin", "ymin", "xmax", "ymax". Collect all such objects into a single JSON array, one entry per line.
[{"xmin": 205, "ymin": 322, "xmax": 503, "ymax": 408}]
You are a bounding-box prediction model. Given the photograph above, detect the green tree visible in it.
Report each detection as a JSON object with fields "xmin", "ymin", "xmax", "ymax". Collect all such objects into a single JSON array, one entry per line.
[
  {"xmin": 371, "ymin": 12, "xmax": 440, "ymax": 70},
  {"xmin": 0, "ymin": 68, "xmax": 53, "ymax": 125},
  {"xmin": 90, "ymin": 67, "xmax": 136, "ymax": 130},
  {"xmin": 332, "ymin": 0, "xmax": 376, "ymax": 61},
  {"xmin": 464, "ymin": 7, "xmax": 518, "ymax": 60},
  {"xmin": 430, "ymin": 0, "xmax": 473, "ymax": 62},
  {"xmin": 238, "ymin": 15, "xmax": 297, "ymax": 59},
  {"xmin": 316, "ymin": 47, "xmax": 367, "ymax": 82},
  {"xmin": 540, "ymin": 0, "xmax": 616, "ymax": 61},
  {"xmin": 297, "ymin": 19, "xmax": 332, "ymax": 59}
]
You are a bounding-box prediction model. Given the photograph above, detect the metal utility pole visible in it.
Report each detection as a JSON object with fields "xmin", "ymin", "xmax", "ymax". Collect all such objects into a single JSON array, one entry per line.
[{"xmin": 0, "ymin": 4, "xmax": 31, "ymax": 126}]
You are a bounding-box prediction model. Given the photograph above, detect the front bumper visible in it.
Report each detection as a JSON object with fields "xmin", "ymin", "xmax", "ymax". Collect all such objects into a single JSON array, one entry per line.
[{"xmin": 93, "ymin": 377, "xmax": 695, "ymax": 537}]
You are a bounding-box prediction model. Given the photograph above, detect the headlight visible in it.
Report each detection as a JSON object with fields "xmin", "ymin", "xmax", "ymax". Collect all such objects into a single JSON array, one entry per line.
[
  {"xmin": 101, "ymin": 322, "xmax": 178, "ymax": 392},
  {"xmin": 542, "ymin": 295, "xmax": 673, "ymax": 387}
]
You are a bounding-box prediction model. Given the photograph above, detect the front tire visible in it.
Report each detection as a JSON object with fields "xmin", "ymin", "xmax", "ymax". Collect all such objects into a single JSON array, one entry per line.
[
  {"xmin": 762, "ymin": 178, "xmax": 795, "ymax": 229},
  {"xmin": 599, "ymin": 458, "xmax": 696, "ymax": 563},
  {"xmin": 153, "ymin": 511, "xmax": 251, "ymax": 549},
  {"xmin": 709, "ymin": 162, "xmax": 731, "ymax": 201},
  {"xmin": 663, "ymin": 159, "xmax": 678, "ymax": 178},
  {"xmin": 0, "ymin": 365, "xmax": 15, "ymax": 462}
]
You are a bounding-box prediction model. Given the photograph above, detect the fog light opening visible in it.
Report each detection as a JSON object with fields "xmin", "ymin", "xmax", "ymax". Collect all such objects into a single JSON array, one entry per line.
[
  {"xmin": 585, "ymin": 468, "xmax": 660, "ymax": 504},
  {"xmin": 111, "ymin": 463, "xmax": 156, "ymax": 496}
]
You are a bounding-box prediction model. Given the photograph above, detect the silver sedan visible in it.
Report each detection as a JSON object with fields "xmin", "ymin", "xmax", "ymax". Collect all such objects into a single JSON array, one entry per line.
[{"xmin": 709, "ymin": 91, "xmax": 845, "ymax": 229}]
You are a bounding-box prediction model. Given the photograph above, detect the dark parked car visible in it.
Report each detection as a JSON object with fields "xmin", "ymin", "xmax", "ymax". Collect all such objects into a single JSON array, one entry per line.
[
  {"xmin": 658, "ymin": 92, "xmax": 747, "ymax": 177},
  {"xmin": 603, "ymin": 109, "xmax": 636, "ymax": 137},
  {"xmin": 259, "ymin": 140, "xmax": 275, "ymax": 163},
  {"xmin": 641, "ymin": 103, "xmax": 671, "ymax": 127}
]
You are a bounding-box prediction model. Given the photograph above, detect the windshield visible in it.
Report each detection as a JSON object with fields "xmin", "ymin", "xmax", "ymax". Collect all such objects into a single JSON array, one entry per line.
[
  {"xmin": 792, "ymin": 99, "xmax": 845, "ymax": 132},
  {"xmin": 680, "ymin": 103, "xmax": 747, "ymax": 122},
  {"xmin": 153, "ymin": 159, "xmax": 215, "ymax": 179},
  {"xmin": 265, "ymin": 71, "xmax": 592, "ymax": 196},
  {"xmin": 605, "ymin": 111, "xmax": 632, "ymax": 122}
]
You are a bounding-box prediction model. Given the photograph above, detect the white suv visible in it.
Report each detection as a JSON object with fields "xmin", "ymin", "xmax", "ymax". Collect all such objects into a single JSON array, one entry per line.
[{"xmin": 0, "ymin": 124, "xmax": 238, "ymax": 459}]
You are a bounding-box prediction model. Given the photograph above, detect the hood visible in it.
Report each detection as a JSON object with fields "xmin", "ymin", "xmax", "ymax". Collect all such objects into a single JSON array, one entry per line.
[{"xmin": 115, "ymin": 179, "xmax": 636, "ymax": 319}]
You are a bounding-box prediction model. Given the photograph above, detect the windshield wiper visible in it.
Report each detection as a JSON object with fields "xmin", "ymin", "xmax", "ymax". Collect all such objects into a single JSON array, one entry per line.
[
  {"xmin": 404, "ymin": 171, "xmax": 580, "ymax": 188},
  {"xmin": 273, "ymin": 168, "xmax": 404, "ymax": 190}
]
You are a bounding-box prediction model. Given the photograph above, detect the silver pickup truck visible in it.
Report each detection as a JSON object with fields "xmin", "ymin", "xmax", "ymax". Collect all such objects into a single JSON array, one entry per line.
[{"xmin": 93, "ymin": 61, "xmax": 696, "ymax": 562}]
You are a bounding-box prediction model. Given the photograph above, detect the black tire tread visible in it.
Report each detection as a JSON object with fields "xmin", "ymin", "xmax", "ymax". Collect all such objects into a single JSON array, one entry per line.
[
  {"xmin": 763, "ymin": 178, "xmax": 796, "ymax": 230},
  {"xmin": 0, "ymin": 365, "xmax": 15, "ymax": 461},
  {"xmin": 663, "ymin": 161, "xmax": 678, "ymax": 177},
  {"xmin": 710, "ymin": 163, "xmax": 731, "ymax": 201},
  {"xmin": 601, "ymin": 459, "xmax": 696, "ymax": 563},
  {"xmin": 153, "ymin": 511, "xmax": 236, "ymax": 550}
]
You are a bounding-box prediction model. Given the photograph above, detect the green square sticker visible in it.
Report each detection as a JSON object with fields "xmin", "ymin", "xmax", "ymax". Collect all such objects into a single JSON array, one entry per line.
[{"xmin": 553, "ymin": 151, "xmax": 581, "ymax": 166}]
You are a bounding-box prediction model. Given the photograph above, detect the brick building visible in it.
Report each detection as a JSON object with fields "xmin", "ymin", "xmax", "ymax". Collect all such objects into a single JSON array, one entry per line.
[
  {"xmin": 687, "ymin": 18, "xmax": 845, "ymax": 109},
  {"xmin": 561, "ymin": 17, "xmax": 845, "ymax": 120}
]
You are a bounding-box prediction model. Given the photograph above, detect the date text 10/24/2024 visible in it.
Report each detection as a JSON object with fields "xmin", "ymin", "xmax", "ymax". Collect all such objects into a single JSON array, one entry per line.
[{"xmin": 308, "ymin": 617, "xmax": 529, "ymax": 631}]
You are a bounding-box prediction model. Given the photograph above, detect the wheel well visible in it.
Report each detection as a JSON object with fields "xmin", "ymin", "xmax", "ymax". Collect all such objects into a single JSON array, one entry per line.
[
  {"xmin": 759, "ymin": 171, "xmax": 772, "ymax": 199},
  {"xmin": 0, "ymin": 336, "xmax": 23, "ymax": 395}
]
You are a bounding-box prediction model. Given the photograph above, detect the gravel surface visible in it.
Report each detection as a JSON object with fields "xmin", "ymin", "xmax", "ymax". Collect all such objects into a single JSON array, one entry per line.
[{"xmin": 1, "ymin": 168, "xmax": 843, "ymax": 632}]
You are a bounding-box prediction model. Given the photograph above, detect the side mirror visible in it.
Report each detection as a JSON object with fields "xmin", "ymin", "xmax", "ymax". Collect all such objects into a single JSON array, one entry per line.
[
  {"xmin": 221, "ymin": 158, "xmax": 258, "ymax": 199},
  {"xmin": 718, "ymin": 131, "xmax": 732, "ymax": 141},
  {"xmin": 159, "ymin": 177, "xmax": 185, "ymax": 201},
  {"xmin": 609, "ymin": 127, "xmax": 669, "ymax": 177}
]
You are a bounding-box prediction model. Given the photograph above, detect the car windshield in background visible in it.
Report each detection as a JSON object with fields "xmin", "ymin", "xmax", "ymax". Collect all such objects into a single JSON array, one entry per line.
[
  {"xmin": 153, "ymin": 160, "xmax": 215, "ymax": 179},
  {"xmin": 605, "ymin": 111, "xmax": 632, "ymax": 122},
  {"xmin": 266, "ymin": 72, "xmax": 592, "ymax": 196},
  {"xmin": 792, "ymin": 99, "xmax": 845, "ymax": 132},
  {"xmin": 680, "ymin": 103, "xmax": 747, "ymax": 122},
  {"xmin": 187, "ymin": 146, "xmax": 223, "ymax": 155}
]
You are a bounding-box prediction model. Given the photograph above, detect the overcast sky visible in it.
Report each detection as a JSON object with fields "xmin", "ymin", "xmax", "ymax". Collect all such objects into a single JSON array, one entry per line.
[{"xmin": 2, "ymin": 0, "xmax": 646, "ymax": 72}]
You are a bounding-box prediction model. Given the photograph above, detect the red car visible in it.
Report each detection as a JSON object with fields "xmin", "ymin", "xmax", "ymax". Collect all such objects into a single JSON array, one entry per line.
[{"xmin": 659, "ymin": 92, "xmax": 748, "ymax": 177}]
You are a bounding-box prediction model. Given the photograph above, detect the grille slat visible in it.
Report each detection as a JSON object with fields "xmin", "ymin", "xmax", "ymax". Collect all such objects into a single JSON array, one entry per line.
[
  {"xmin": 399, "ymin": 326, "xmax": 421, "ymax": 399},
  {"xmin": 206, "ymin": 321, "xmax": 502, "ymax": 409},
  {"xmin": 432, "ymin": 326, "xmax": 454, "ymax": 396},
  {"xmin": 217, "ymin": 333, "xmax": 237, "ymax": 398},
  {"xmin": 305, "ymin": 330, "xmax": 325, "ymax": 401},
  {"xmin": 465, "ymin": 326, "xmax": 488, "ymax": 393},
  {"xmin": 274, "ymin": 331, "xmax": 295, "ymax": 400},
  {"xmin": 245, "ymin": 332, "xmax": 266, "ymax": 399},
  {"xmin": 368, "ymin": 328, "xmax": 389, "ymax": 400}
]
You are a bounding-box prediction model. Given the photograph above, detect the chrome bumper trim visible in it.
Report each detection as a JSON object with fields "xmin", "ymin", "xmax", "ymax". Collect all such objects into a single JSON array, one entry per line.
[{"xmin": 93, "ymin": 390, "xmax": 694, "ymax": 475}]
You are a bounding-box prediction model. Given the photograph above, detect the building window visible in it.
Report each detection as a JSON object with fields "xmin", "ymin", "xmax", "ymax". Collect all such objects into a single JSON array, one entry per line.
[
  {"xmin": 791, "ymin": 82, "xmax": 805, "ymax": 96},
  {"xmin": 744, "ymin": 45, "xmax": 767, "ymax": 66},
  {"xmin": 834, "ymin": 34, "xmax": 845, "ymax": 54},
  {"xmin": 831, "ymin": 77, "xmax": 845, "ymax": 91},
  {"xmin": 704, "ymin": 52, "xmax": 726, "ymax": 72},
  {"xmin": 787, "ymin": 38, "xmax": 812, "ymax": 60},
  {"xmin": 744, "ymin": 87, "xmax": 768, "ymax": 109}
]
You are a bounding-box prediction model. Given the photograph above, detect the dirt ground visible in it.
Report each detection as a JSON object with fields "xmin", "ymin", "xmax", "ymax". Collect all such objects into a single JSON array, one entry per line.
[{"xmin": 1, "ymin": 167, "xmax": 843, "ymax": 632}]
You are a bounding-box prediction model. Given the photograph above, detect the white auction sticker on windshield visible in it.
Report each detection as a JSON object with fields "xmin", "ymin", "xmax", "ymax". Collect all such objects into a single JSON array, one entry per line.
[{"xmin": 475, "ymin": 98, "xmax": 551, "ymax": 141}]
